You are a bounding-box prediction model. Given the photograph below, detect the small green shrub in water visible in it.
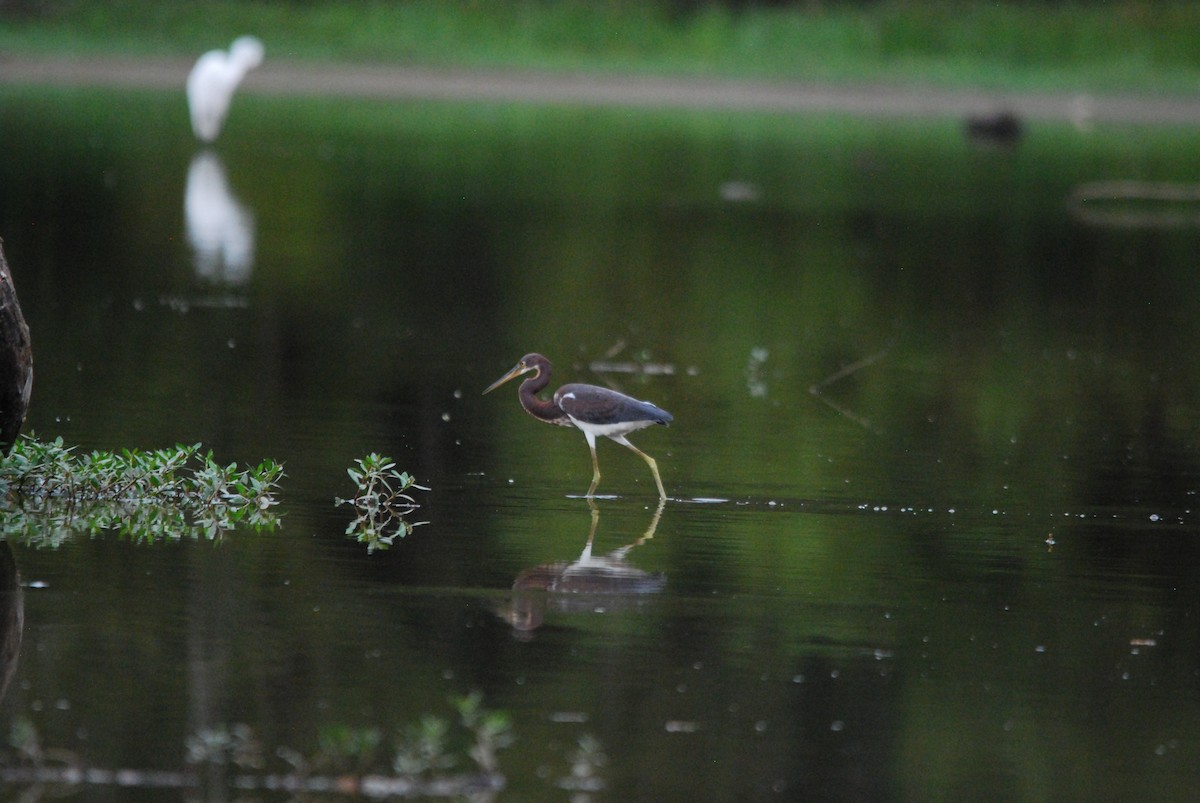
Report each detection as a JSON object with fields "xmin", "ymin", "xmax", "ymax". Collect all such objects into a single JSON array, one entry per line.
[
  {"xmin": 336, "ymin": 453, "xmax": 428, "ymax": 552},
  {"xmin": 0, "ymin": 435, "xmax": 283, "ymax": 544}
]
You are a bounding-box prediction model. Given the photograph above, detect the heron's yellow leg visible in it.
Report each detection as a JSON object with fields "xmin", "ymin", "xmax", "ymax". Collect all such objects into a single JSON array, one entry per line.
[
  {"xmin": 619, "ymin": 440, "xmax": 667, "ymax": 500},
  {"xmin": 638, "ymin": 498, "xmax": 665, "ymax": 545},
  {"xmin": 586, "ymin": 442, "xmax": 602, "ymax": 497}
]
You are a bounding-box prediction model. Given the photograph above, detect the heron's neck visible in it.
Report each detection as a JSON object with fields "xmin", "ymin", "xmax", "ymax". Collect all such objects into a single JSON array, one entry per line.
[{"xmin": 519, "ymin": 377, "xmax": 564, "ymax": 423}]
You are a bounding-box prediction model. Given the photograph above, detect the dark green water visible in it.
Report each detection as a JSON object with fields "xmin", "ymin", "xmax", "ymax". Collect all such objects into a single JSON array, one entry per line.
[{"xmin": 1, "ymin": 84, "xmax": 1200, "ymax": 800}]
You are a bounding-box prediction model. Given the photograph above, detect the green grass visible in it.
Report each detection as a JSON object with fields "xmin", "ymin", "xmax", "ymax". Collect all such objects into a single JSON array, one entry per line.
[{"xmin": 3, "ymin": 1, "xmax": 1200, "ymax": 92}]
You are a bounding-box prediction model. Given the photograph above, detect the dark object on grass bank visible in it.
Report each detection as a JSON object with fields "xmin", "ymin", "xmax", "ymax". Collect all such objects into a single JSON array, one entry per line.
[
  {"xmin": 965, "ymin": 111, "xmax": 1024, "ymax": 147},
  {"xmin": 0, "ymin": 240, "xmax": 32, "ymax": 453}
]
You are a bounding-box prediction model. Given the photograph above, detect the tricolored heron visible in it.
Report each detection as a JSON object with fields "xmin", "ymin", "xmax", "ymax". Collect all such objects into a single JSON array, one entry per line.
[{"xmin": 483, "ymin": 353, "xmax": 672, "ymax": 499}]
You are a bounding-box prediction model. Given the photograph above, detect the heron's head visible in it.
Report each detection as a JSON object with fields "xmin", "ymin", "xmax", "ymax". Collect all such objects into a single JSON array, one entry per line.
[{"xmin": 483, "ymin": 354, "xmax": 545, "ymax": 395}]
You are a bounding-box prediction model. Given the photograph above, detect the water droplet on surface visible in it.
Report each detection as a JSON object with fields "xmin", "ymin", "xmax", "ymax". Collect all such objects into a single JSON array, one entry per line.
[
  {"xmin": 665, "ymin": 720, "xmax": 699, "ymax": 733},
  {"xmin": 550, "ymin": 711, "xmax": 588, "ymax": 723}
]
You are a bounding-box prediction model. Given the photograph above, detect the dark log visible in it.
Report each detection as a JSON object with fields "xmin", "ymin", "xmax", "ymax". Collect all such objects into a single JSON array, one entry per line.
[{"xmin": 0, "ymin": 239, "xmax": 32, "ymax": 453}]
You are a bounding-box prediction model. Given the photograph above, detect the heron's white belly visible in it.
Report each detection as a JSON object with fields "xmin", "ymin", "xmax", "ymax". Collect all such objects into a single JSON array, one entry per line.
[{"xmin": 567, "ymin": 416, "xmax": 652, "ymax": 438}]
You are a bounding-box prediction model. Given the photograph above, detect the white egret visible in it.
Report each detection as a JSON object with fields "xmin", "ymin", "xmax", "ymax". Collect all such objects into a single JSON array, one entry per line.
[{"xmin": 186, "ymin": 36, "xmax": 265, "ymax": 143}]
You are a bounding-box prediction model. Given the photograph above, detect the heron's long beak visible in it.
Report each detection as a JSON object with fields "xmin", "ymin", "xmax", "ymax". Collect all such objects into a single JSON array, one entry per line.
[{"xmin": 483, "ymin": 362, "xmax": 529, "ymax": 395}]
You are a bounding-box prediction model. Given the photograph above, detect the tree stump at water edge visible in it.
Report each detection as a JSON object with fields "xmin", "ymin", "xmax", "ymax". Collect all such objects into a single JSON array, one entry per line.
[{"xmin": 0, "ymin": 240, "xmax": 32, "ymax": 453}]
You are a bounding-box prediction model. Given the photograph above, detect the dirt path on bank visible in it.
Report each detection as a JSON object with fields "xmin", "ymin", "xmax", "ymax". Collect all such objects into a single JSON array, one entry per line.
[{"xmin": 3, "ymin": 54, "xmax": 1199, "ymax": 125}]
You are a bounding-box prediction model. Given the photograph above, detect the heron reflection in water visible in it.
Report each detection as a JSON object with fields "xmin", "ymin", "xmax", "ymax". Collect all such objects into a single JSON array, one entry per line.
[
  {"xmin": 185, "ymin": 151, "xmax": 255, "ymax": 285},
  {"xmin": 484, "ymin": 353, "xmax": 672, "ymax": 499},
  {"xmin": 501, "ymin": 500, "xmax": 667, "ymax": 634}
]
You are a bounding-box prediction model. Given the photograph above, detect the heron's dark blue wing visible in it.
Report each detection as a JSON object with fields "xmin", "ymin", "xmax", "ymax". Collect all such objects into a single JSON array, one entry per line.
[{"xmin": 555, "ymin": 383, "xmax": 672, "ymax": 427}]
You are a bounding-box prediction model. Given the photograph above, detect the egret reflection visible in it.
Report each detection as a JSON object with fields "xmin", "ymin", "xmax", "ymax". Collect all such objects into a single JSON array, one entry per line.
[
  {"xmin": 501, "ymin": 501, "xmax": 666, "ymax": 634},
  {"xmin": 185, "ymin": 150, "xmax": 255, "ymax": 285}
]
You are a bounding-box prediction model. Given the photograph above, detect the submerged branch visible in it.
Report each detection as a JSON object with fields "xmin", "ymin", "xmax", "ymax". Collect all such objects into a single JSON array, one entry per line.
[{"xmin": 809, "ymin": 345, "xmax": 892, "ymax": 430}]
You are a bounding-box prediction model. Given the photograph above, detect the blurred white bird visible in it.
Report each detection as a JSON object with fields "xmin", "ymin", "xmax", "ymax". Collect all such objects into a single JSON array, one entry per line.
[
  {"xmin": 187, "ymin": 36, "xmax": 265, "ymax": 143},
  {"xmin": 185, "ymin": 151, "xmax": 255, "ymax": 284}
]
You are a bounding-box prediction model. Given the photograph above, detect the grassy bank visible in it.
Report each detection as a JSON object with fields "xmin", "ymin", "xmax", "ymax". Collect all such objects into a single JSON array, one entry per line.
[{"xmin": 2, "ymin": 1, "xmax": 1200, "ymax": 93}]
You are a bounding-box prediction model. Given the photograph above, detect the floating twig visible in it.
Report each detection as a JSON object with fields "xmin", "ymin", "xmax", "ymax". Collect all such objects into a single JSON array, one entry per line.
[{"xmin": 809, "ymin": 345, "xmax": 892, "ymax": 430}]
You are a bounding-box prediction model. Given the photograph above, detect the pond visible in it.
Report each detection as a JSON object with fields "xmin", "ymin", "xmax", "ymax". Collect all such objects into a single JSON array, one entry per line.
[{"xmin": 1, "ymin": 79, "xmax": 1200, "ymax": 800}]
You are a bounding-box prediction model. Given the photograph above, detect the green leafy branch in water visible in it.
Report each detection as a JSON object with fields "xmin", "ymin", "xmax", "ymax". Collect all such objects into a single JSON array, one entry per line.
[
  {"xmin": 0, "ymin": 435, "xmax": 283, "ymax": 545},
  {"xmin": 336, "ymin": 453, "xmax": 428, "ymax": 552}
]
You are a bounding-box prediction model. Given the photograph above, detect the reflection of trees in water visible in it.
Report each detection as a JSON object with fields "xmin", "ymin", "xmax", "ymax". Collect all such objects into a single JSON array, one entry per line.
[
  {"xmin": 0, "ymin": 241, "xmax": 30, "ymax": 704},
  {"xmin": 1072, "ymin": 391, "xmax": 1200, "ymax": 610},
  {"xmin": 2, "ymin": 546, "xmax": 506, "ymax": 799},
  {"xmin": 0, "ymin": 541, "xmax": 22, "ymax": 706}
]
